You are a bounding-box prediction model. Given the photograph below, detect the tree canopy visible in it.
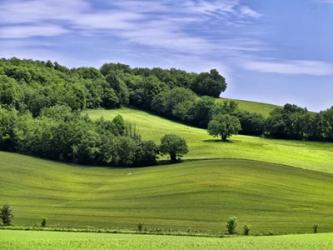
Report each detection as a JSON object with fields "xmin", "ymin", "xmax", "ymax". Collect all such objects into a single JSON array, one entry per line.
[
  {"xmin": 159, "ymin": 134, "xmax": 189, "ymax": 162},
  {"xmin": 208, "ymin": 114, "xmax": 241, "ymax": 141}
]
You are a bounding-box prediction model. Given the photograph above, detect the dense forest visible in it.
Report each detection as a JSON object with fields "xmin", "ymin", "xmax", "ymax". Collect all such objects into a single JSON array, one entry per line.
[{"xmin": 0, "ymin": 58, "xmax": 333, "ymax": 167}]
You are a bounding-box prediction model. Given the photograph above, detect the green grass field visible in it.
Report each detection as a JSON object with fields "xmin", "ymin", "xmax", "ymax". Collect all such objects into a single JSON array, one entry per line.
[
  {"xmin": 87, "ymin": 108, "xmax": 333, "ymax": 174},
  {"xmin": 218, "ymin": 97, "xmax": 279, "ymax": 117},
  {"xmin": 1, "ymin": 107, "xmax": 333, "ymax": 244},
  {"xmin": 1, "ymin": 230, "xmax": 332, "ymax": 250},
  {"xmin": 1, "ymin": 151, "xmax": 333, "ymax": 234}
]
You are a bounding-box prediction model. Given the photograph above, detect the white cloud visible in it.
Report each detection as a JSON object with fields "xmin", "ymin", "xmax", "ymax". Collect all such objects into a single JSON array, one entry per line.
[
  {"xmin": 242, "ymin": 59, "xmax": 333, "ymax": 76},
  {"xmin": 0, "ymin": 25, "xmax": 68, "ymax": 38},
  {"xmin": 0, "ymin": 0, "xmax": 261, "ymax": 54},
  {"xmin": 239, "ymin": 6, "xmax": 261, "ymax": 18}
]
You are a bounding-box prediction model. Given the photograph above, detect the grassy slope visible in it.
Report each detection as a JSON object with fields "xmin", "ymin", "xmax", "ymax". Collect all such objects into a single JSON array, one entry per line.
[
  {"xmin": 1, "ymin": 230, "xmax": 333, "ymax": 250},
  {"xmin": 1, "ymin": 152, "xmax": 333, "ymax": 234},
  {"xmin": 218, "ymin": 97, "xmax": 279, "ymax": 117},
  {"xmin": 87, "ymin": 108, "xmax": 333, "ymax": 174}
]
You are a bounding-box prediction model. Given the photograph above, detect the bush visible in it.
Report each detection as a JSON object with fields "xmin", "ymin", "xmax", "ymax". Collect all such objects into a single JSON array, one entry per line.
[
  {"xmin": 226, "ymin": 216, "xmax": 238, "ymax": 234},
  {"xmin": 137, "ymin": 223, "xmax": 143, "ymax": 232},
  {"xmin": 243, "ymin": 225, "xmax": 250, "ymax": 235},
  {"xmin": 0, "ymin": 204, "xmax": 14, "ymax": 226},
  {"xmin": 313, "ymin": 224, "xmax": 318, "ymax": 233},
  {"xmin": 41, "ymin": 218, "xmax": 47, "ymax": 227}
]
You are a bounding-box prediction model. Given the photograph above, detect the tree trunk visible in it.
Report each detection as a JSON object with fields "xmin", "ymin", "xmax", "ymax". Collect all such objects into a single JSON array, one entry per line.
[{"xmin": 170, "ymin": 152, "xmax": 177, "ymax": 162}]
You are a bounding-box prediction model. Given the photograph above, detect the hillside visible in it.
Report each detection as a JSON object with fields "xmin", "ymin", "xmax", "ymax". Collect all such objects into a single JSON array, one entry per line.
[
  {"xmin": 1, "ymin": 230, "xmax": 333, "ymax": 250},
  {"xmin": 1, "ymin": 152, "xmax": 333, "ymax": 234},
  {"xmin": 86, "ymin": 108, "xmax": 333, "ymax": 174},
  {"xmin": 218, "ymin": 98, "xmax": 279, "ymax": 117}
]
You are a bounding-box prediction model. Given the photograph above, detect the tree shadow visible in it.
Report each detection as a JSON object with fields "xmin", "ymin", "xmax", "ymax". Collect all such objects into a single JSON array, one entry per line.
[{"xmin": 203, "ymin": 139, "xmax": 235, "ymax": 143}]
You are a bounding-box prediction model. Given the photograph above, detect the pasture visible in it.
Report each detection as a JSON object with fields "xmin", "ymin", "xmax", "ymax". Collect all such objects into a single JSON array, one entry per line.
[
  {"xmin": 87, "ymin": 108, "xmax": 333, "ymax": 174},
  {"xmin": 1, "ymin": 152, "xmax": 333, "ymax": 234}
]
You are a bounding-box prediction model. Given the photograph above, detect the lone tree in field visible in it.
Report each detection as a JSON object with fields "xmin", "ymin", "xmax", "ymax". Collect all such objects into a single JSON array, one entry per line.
[
  {"xmin": 208, "ymin": 114, "xmax": 241, "ymax": 141},
  {"xmin": 226, "ymin": 216, "xmax": 238, "ymax": 235},
  {"xmin": 0, "ymin": 204, "xmax": 14, "ymax": 226},
  {"xmin": 159, "ymin": 134, "xmax": 188, "ymax": 162}
]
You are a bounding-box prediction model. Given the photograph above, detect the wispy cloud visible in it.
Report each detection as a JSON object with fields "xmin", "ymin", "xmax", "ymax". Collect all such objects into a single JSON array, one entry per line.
[
  {"xmin": 0, "ymin": 25, "xmax": 68, "ymax": 39},
  {"xmin": 241, "ymin": 59, "xmax": 333, "ymax": 76},
  {"xmin": 0, "ymin": 0, "xmax": 262, "ymax": 55}
]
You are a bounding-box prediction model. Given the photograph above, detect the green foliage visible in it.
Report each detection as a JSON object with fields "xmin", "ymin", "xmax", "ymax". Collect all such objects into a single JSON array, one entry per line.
[
  {"xmin": 0, "ymin": 204, "xmax": 14, "ymax": 226},
  {"xmin": 313, "ymin": 224, "xmax": 318, "ymax": 234},
  {"xmin": 237, "ymin": 111, "xmax": 265, "ymax": 136},
  {"xmin": 208, "ymin": 114, "xmax": 241, "ymax": 141},
  {"xmin": 192, "ymin": 69, "xmax": 227, "ymax": 97},
  {"xmin": 41, "ymin": 218, "xmax": 47, "ymax": 227},
  {"xmin": 0, "ymin": 108, "xmax": 17, "ymax": 150},
  {"xmin": 226, "ymin": 216, "xmax": 238, "ymax": 235},
  {"xmin": 159, "ymin": 134, "xmax": 188, "ymax": 162},
  {"xmin": 137, "ymin": 223, "xmax": 143, "ymax": 232},
  {"xmin": 243, "ymin": 225, "xmax": 250, "ymax": 235},
  {"xmin": 0, "ymin": 105, "xmax": 159, "ymax": 167},
  {"xmin": 112, "ymin": 114, "xmax": 125, "ymax": 136},
  {"xmin": 213, "ymin": 100, "xmax": 238, "ymax": 116}
]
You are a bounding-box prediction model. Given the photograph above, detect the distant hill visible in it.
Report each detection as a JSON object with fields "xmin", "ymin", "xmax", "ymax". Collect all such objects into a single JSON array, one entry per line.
[{"xmin": 218, "ymin": 97, "xmax": 279, "ymax": 117}]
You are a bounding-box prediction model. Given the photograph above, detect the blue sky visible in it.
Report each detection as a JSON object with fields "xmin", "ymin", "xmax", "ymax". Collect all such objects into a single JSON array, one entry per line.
[{"xmin": 0, "ymin": 0, "xmax": 332, "ymax": 111}]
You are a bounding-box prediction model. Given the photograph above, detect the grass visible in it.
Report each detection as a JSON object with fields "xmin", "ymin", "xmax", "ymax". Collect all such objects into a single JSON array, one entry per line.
[
  {"xmin": 218, "ymin": 97, "xmax": 279, "ymax": 117},
  {"xmin": 1, "ymin": 106, "xmax": 332, "ymax": 242},
  {"xmin": 86, "ymin": 108, "xmax": 333, "ymax": 174},
  {"xmin": 1, "ymin": 151, "xmax": 333, "ymax": 234},
  {"xmin": 1, "ymin": 230, "xmax": 333, "ymax": 250}
]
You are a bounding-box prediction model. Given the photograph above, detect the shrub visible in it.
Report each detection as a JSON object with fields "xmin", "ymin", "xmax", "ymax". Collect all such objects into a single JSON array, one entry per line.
[
  {"xmin": 0, "ymin": 204, "xmax": 14, "ymax": 226},
  {"xmin": 313, "ymin": 224, "xmax": 318, "ymax": 233},
  {"xmin": 41, "ymin": 218, "xmax": 47, "ymax": 227},
  {"xmin": 243, "ymin": 225, "xmax": 250, "ymax": 235},
  {"xmin": 138, "ymin": 223, "xmax": 143, "ymax": 232},
  {"xmin": 226, "ymin": 216, "xmax": 238, "ymax": 234}
]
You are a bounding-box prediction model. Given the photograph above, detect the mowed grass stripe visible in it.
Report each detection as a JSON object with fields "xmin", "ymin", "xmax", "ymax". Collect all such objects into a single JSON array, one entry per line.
[
  {"xmin": 1, "ymin": 152, "xmax": 333, "ymax": 234},
  {"xmin": 86, "ymin": 108, "xmax": 333, "ymax": 174},
  {"xmin": 1, "ymin": 230, "xmax": 333, "ymax": 250}
]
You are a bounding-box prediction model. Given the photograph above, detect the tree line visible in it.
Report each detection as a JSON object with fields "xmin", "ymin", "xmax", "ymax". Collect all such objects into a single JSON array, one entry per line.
[
  {"xmin": 206, "ymin": 102, "xmax": 333, "ymax": 142},
  {"xmin": 0, "ymin": 105, "xmax": 188, "ymax": 167},
  {"xmin": 1, "ymin": 58, "xmax": 333, "ymax": 144}
]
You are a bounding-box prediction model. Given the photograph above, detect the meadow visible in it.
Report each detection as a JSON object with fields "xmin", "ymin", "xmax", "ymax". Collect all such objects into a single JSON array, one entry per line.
[
  {"xmin": 1, "ymin": 107, "xmax": 333, "ymax": 240},
  {"xmin": 1, "ymin": 230, "xmax": 332, "ymax": 250},
  {"xmin": 218, "ymin": 98, "xmax": 279, "ymax": 117},
  {"xmin": 1, "ymin": 149, "xmax": 333, "ymax": 233},
  {"xmin": 87, "ymin": 108, "xmax": 333, "ymax": 174}
]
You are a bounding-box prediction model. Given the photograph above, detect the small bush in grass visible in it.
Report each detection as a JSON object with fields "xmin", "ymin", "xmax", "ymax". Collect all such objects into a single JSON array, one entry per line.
[
  {"xmin": 243, "ymin": 225, "xmax": 250, "ymax": 235},
  {"xmin": 0, "ymin": 204, "xmax": 14, "ymax": 226},
  {"xmin": 226, "ymin": 216, "xmax": 238, "ymax": 234},
  {"xmin": 313, "ymin": 224, "xmax": 318, "ymax": 233},
  {"xmin": 41, "ymin": 218, "xmax": 46, "ymax": 227},
  {"xmin": 137, "ymin": 223, "xmax": 143, "ymax": 232}
]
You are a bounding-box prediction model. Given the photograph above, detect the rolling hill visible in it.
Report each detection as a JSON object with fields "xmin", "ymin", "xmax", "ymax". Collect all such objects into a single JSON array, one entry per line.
[
  {"xmin": 1, "ymin": 152, "xmax": 333, "ymax": 234},
  {"xmin": 218, "ymin": 97, "xmax": 279, "ymax": 117},
  {"xmin": 87, "ymin": 108, "xmax": 333, "ymax": 174},
  {"xmin": 1, "ymin": 108, "xmax": 333, "ymax": 235}
]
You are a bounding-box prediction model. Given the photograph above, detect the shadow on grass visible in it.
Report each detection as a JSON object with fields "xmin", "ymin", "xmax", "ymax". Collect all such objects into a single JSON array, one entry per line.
[{"xmin": 203, "ymin": 139, "xmax": 235, "ymax": 143}]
